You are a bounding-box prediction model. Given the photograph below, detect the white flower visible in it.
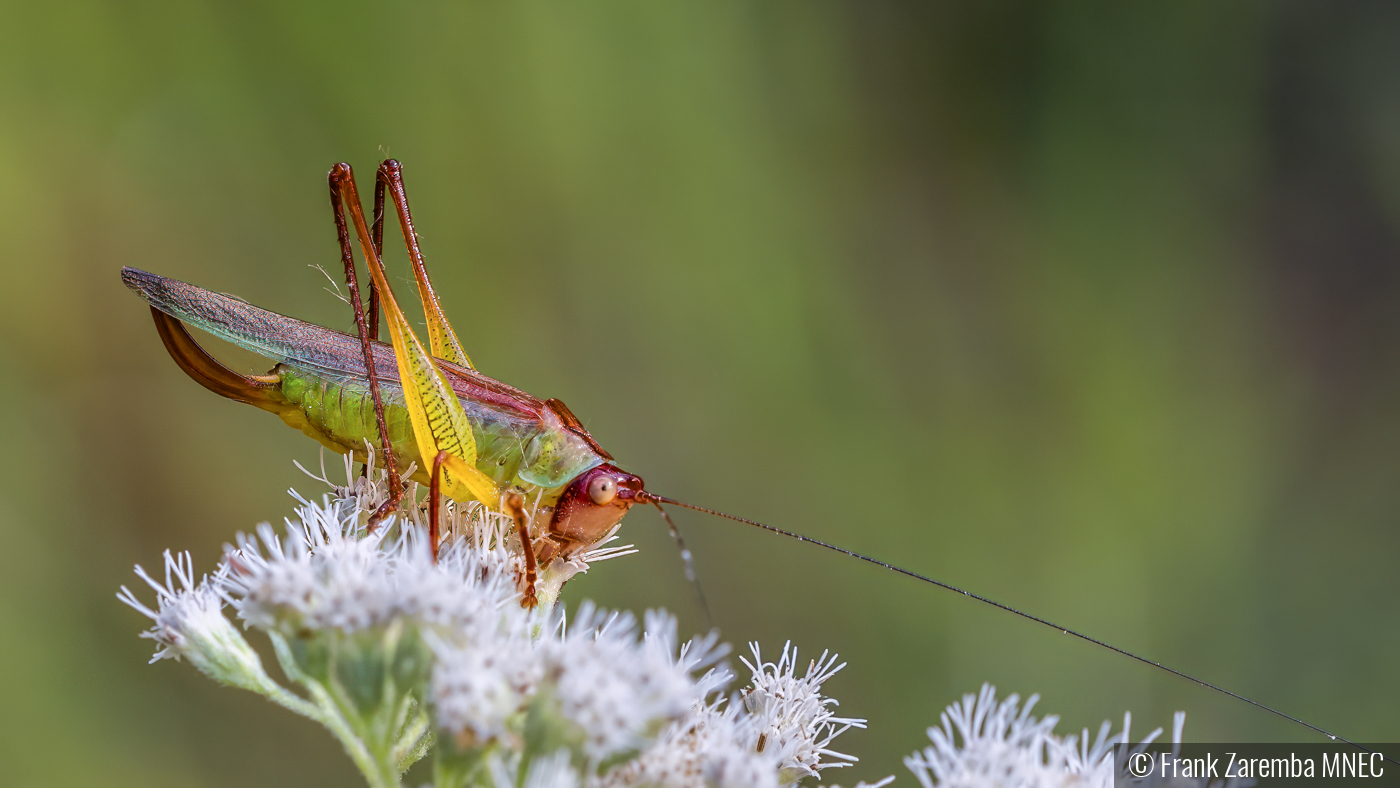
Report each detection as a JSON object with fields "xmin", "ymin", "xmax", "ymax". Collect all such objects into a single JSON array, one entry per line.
[
  {"xmin": 547, "ymin": 605, "xmax": 726, "ymax": 763},
  {"xmin": 740, "ymin": 642, "xmax": 866, "ymax": 782},
  {"xmin": 430, "ymin": 598, "xmax": 730, "ymax": 771},
  {"xmin": 485, "ymin": 748, "xmax": 582, "ymax": 788},
  {"xmin": 117, "ymin": 551, "xmax": 267, "ymax": 688},
  {"xmin": 427, "ymin": 615, "xmax": 542, "ymax": 747},
  {"xmin": 598, "ymin": 698, "xmax": 780, "ymax": 788},
  {"xmin": 597, "ymin": 640, "xmax": 868, "ymax": 788},
  {"xmin": 695, "ymin": 710, "xmax": 781, "ymax": 788},
  {"xmin": 904, "ymin": 685, "xmax": 1188, "ymax": 788},
  {"xmin": 905, "ymin": 685, "xmax": 1061, "ymax": 788},
  {"xmin": 522, "ymin": 749, "xmax": 582, "ymax": 788},
  {"xmin": 219, "ymin": 495, "xmax": 519, "ymax": 635}
]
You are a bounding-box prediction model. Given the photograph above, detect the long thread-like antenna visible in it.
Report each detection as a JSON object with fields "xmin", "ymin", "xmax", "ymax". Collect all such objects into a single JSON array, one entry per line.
[
  {"xmin": 644, "ymin": 492, "xmax": 1393, "ymax": 764},
  {"xmin": 650, "ymin": 500, "xmax": 714, "ymax": 631}
]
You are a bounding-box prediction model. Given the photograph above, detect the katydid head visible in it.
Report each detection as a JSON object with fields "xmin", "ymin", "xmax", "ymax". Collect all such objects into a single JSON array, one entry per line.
[{"xmin": 548, "ymin": 464, "xmax": 646, "ymax": 553}]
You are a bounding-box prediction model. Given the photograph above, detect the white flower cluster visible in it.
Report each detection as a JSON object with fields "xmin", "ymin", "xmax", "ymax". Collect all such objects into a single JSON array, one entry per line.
[
  {"xmin": 221, "ymin": 503, "xmax": 517, "ymax": 635},
  {"xmin": 904, "ymin": 685, "xmax": 1234, "ymax": 788},
  {"xmin": 597, "ymin": 643, "xmax": 866, "ymax": 788},
  {"xmin": 116, "ymin": 551, "xmax": 263, "ymax": 680},
  {"xmin": 118, "ymin": 455, "xmax": 865, "ymax": 788},
  {"xmin": 118, "ymin": 452, "xmax": 1207, "ymax": 788},
  {"xmin": 600, "ymin": 698, "xmax": 777, "ymax": 788},
  {"xmin": 741, "ymin": 644, "xmax": 865, "ymax": 783}
]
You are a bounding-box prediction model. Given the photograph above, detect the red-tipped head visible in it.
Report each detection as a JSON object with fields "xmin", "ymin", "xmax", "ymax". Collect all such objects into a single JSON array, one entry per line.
[{"xmin": 548, "ymin": 464, "xmax": 646, "ymax": 554}]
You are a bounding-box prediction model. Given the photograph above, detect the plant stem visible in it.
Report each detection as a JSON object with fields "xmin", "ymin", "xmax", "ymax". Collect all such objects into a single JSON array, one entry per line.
[{"xmin": 268, "ymin": 632, "xmax": 400, "ymax": 788}]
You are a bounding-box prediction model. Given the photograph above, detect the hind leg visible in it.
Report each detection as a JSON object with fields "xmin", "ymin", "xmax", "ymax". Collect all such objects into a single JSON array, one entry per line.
[
  {"xmin": 333, "ymin": 162, "xmax": 502, "ymax": 523},
  {"xmin": 375, "ymin": 159, "xmax": 474, "ymax": 370},
  {"xmin": 328, "ymin": 163, "xmax": 405, "ymax": 527}
]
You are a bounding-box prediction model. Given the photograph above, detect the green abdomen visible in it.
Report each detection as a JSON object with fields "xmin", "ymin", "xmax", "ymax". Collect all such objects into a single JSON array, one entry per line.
[{"xmin": 275, "ymin": 366, "xmax": 536, "ymax": 488}]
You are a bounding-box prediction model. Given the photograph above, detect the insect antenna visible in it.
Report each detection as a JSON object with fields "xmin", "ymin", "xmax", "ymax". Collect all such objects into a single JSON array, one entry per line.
[
  {"xmin": 649, "ymin": 500, "xmax": 714, "ymax": 630},
  {"xmin": 644, "ymin": 493, "xmax": 1392, "ymax": 763}
]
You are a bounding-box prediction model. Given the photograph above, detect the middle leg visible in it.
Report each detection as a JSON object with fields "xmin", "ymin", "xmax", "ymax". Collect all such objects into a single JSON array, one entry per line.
[{"xmin": 503, "ymin": 493, "xmax": 539, "ymax": 608}]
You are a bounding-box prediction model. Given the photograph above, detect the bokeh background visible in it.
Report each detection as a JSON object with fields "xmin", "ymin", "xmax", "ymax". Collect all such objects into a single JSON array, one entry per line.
[{"xmin": 3, "ymin": 2, "xmax": 1399, "ymax": 785}]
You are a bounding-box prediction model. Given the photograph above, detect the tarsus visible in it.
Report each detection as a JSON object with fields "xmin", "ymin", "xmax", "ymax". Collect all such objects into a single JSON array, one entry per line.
[{"xmin": 646, "ymin": 493, "xmax": 1393, "ymax": 765}]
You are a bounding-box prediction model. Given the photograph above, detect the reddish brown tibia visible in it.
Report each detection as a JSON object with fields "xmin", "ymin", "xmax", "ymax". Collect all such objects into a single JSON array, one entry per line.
[
  {"xmin": 376, "ymin": 161, "xmax": 441, "ymax": 330},
  {"xmin": 503, "ymin": 493, "xmax": 539, "ymax": 608},
  {"xmin": 354, "ymin": 170, "xmax": 386, "ymax": 486},
  {"xmin": 375, "ymin": 159, "xmax": 473, "ymax": 370},
  {"xmin": 429, "ymin": 450, "xmax": 450, "ymax": 564},
  {"xmin": 368, "ymin": 167, "xmax": 385, "ymax": 341},
  {"xmin": 148, "ymin": 307, "xmax": 283, "ymax": 408},
  {"xmin": 328, "ymin": 163, "xmax": 404, "ymax": 528}
]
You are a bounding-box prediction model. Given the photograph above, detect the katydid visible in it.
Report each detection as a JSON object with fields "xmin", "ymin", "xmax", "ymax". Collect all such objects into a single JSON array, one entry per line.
[{"xmin": 122, "ymin": 159, "xmax": 1384, "ymax": 757}]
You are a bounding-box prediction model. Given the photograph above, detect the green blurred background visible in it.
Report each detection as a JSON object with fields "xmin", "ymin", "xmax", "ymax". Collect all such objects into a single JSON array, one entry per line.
[{"xmin": 3, "ymin": 2, "xmax": 1400, "ymax": 785}]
